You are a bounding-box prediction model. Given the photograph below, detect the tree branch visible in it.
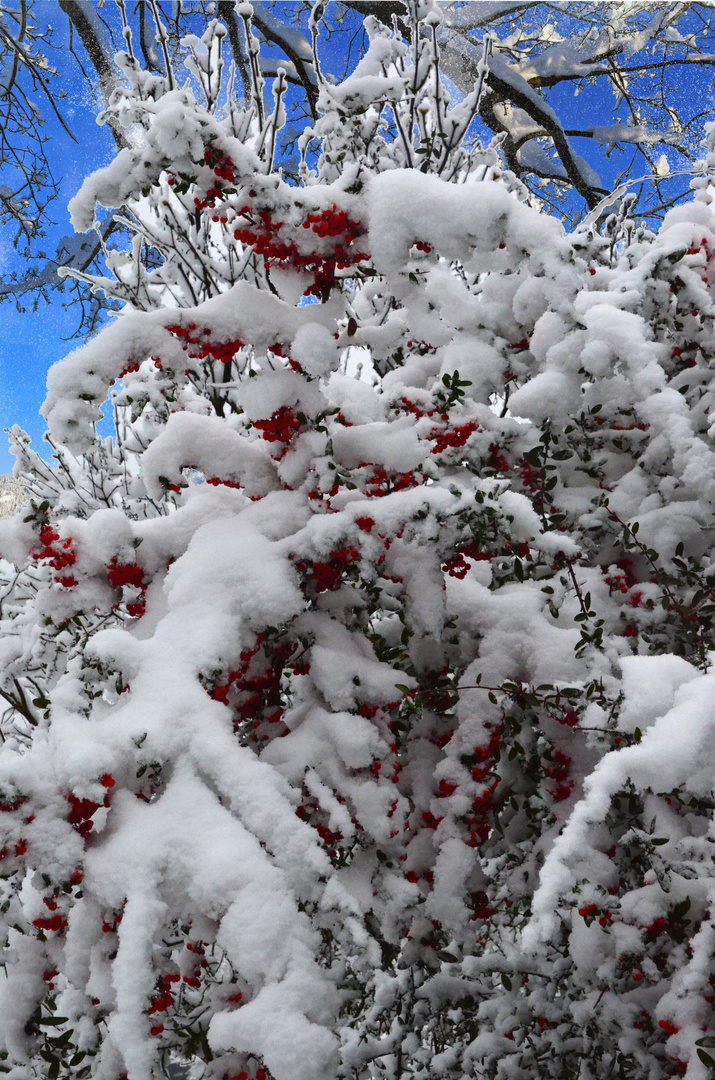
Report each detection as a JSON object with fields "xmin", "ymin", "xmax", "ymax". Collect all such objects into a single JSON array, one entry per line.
[{"xmin": 57, "ymin": 0, "xmax": 128, "ymax": 149}]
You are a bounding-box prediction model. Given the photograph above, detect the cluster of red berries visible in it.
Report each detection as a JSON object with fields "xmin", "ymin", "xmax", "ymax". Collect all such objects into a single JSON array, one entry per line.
[
  {"xmin": 302, "ymin": 204, "xmax": 361, "ymax": 240},
  {"xmin": 489, "ymin": 444, "xmax": 510, "ymax": 472},
  {"xmin": 107, "ymin": 560, "xmax": 144, "ymax": 590},
  {"xmin": 107, "ymin": 558, "xmax": 147, "ymax": 618},
  {"xmin": 421, "ymin": 810, "xmax": 443, "ymax": 830},
  {"xmin": 185, "ymin": 147, "xmax": 236, "ymax": 210},
  {"xmin": 659, "ymin": 1019, "xmax": 680, "ymax": 1036},
  {"xmin": 516, "ymin": 458, "xmax": 540, "ymax": 491},
  {"xmin": 295, "ymin": 545, "xmax": 359, "ymax": 594},
  {"xmin": 469, "ymin": 889, "xmax": 496, "ymax": 921},
  {"xmin": 204, "ymin": 147, "xmax": 235, "ymax": 182},
  {"xmin": 33, "ymin": 524, "xmax": 77, "ymax": 587},
  {"xmin": 67, "ymin": 774, "xmax": 114, "ymax": 838},
  {"xmin": 467, "ymin": 724, "xmax": 504, "ymax": 847},
  {"xmin": 364, "ymin": 465, "xmax": 420, "ymax": 498},
  {"xmin": 67, "ymin": 793, "xmax": 102, "ymax": 837},
  {"xmin": 671, "ymin": 345, "xmax": 698, "ymax": 370},
  {"xmin": 166, "ymin": 323, "xmax": 245, "ymax": 366},
  {"xmin": 0, "ymin": 836, "xmax": 27, "ymax": 861},
  {"xmin": 0, "ymin": 796, "xmax": 26, "ymax": 813},
  {"xmin": 148, "ymin": 984, "xmax": 175, "ymax": 1015},
  {"xmin": 442, "ymin": 538, "xmax": 504, "ymax": 579},
  {"xmin": 437, "ymin": 778, "xmax": 458, "ymax": 798},
  {"xmin": 544, "ymin": 748, "xmax": 574, "ymax": 806},
  {"xmin": 605, "ymin": 572, "xmax": 631, "ymax": 595},
  {"xmin": 206, "ymin": 477, "xmax": 241, "ymax": 490},
  {"xmin": 101, "ymin": 904, "xmax": 123, "ymax": 934},
  {"xmin": 685, "ymin": 236, "xmax": 713, "ymax": 286},
  {"xmin": 611, "ymin": 419, "xmax": 649, "ymax": 432},
  {"xmin": 209, "ymin": 636, "xmax": 299, "ymax": 742},
  {"xmin": 314, "ymin": 817, "xmax": 343, "ymax": 854},
  {"xmin": 253, "ymin": 406, "xmax": 302, "ymax": 444},
  {"xmin": 544, "ymin": 748, "xmax": 571, "ymax": 781},
  {"xmin": 644, "ymin": 915, "xmax": 668, "ymax": 940},
  {"xmin": 233, "ymin": 203, "xmax": 368, "ymax": 297},
  {"xmin": 430, "ymin": 419, "xmax": 479, "ymax": 455},
  {"xmin": 33, "ymin": 905, "xmax": 68, "ymax": 933},
  {"xmin": 442, "ymin": 551, "xmax": 471, "ymax": 579},
  {"xmin": 397, "ymin": 395, "xmax": 431, "ymax": 419},
  {"xmin": 295, "ymin": 797, "xmax": 347, "ymax": 859},
  {"xmin": 405, "ymin": 868, "xmax": 434, "ymax": 886},
  {"xmin": 577, "ymin": 903, "xmax": 612, "ymax": 927}
]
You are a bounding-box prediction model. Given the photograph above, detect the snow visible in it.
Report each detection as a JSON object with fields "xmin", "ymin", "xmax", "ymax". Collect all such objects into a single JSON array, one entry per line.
[{"xmin": 5, "ymin": 8, "xmax": 715, "ymax": 1080}]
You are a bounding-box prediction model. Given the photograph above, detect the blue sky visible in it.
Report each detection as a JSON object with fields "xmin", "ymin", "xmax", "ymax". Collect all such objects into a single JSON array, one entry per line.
[
  {"xmin": 0, "ymin": 31, "xmax": 117, "ymax": 473},
  {"xmin": 0, "ymin": 2, "xmax": 712, "ymax": 474}
]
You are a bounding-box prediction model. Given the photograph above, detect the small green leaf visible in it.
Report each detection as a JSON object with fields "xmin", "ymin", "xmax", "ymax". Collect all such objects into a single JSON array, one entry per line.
[
  {"xmin": 501, "ymin": 973, "xmax": 512, "ymax": 990},
  {"xmin": 673, "ymin": 896, "xmax": 691, "ymax": 920},
  {"xmin": 697, "ymin": 1048, "xmax": 715, "ymax": 1069}
]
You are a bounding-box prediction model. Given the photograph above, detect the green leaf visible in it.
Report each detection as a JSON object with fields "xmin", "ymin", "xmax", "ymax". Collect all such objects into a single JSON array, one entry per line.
[
  {"xmin": 522, "ymin": 448, "xmax": 543, "ymax": 467},
  {"xmin": 697, "ymin": 1048, "xmax": 715, "ymax": 1069},
  {"xmin": 38, "ymin": 1016, "xmax": 69, "ymax": 1026},
  {"xmin": 673, "ymin": 896, "xmax": 691, "ymax": 920},
  {"xmin": 650, "ymin": 837, "xmax": 669, "ymax": 846},
  {"xmin": 501, "ymin": 972, "xmax": 512, "ymax": 990},
  {"xmin": 49, "ymin": 1029, "xmax": 74, "ymax": 1047}
]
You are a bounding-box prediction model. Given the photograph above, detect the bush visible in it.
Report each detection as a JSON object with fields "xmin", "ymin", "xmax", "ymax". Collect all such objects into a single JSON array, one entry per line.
[{"xmin": 2, "ymin": 5, "xmax": 715, "ymax": 1079}]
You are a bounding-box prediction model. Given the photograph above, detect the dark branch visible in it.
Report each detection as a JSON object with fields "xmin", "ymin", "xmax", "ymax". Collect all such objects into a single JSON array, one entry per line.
[{"xmin": 57, "ymin": 0, "xmax": 128, "ymax": 149}]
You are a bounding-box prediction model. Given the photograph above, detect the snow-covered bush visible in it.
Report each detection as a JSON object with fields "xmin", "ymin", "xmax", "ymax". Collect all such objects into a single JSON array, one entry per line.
[{"xmin": 2, "ymin": 4, "xmax": 715, "ymax": 1079}]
